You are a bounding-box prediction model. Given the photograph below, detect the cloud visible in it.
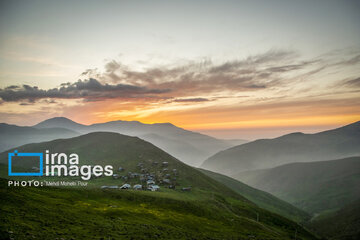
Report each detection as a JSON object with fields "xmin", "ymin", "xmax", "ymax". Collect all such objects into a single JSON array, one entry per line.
[
  {"xmin": 341, "ymin": 54, "xmax": 360, "ymax": 66},
  {"xmin": 5, "ymin": 85, "xmax": 20, "ymax": 90},
  {"xmin": 0, "ymin": 78, "xmax": 170, "ymax": 102},
  {"xmin": 266, "ymin": 62, "xmax": 312, "ymax": 73},
  {"xmin": 98, "ymin": 49, "xmax": 308, "ymax": 96},
  {"xmin": 19, "ymin": 102, "xmax": 33, "ymax": 106},
  {"xmin": 2, "ymin": 49, "xmax": 359, "ymax": 104},
  {"xmin": 342, "ymin": 77, "xmax": 360, "ymax": 87},
  {"xmin": 173, "ymin": 98, "xmax": 211, "ymax": 103}
]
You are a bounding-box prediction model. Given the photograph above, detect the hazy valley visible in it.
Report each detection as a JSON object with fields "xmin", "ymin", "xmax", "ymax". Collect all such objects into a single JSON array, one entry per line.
[{"xmin": 1, "ymin": 117, "xmax": 359, "ymax": 240}]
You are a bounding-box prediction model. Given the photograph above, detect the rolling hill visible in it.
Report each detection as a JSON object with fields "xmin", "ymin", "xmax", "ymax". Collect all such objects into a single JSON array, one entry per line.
[
  {"xmin": 233, "ymin": 157, "xmax": 360, "ymax": 215},
  {"xmin": 200, "ymin": 169, "xmax": 311, "ymax": 223},
  {"xmin": 33, "ymin": 117, "xmax": 232, "ymax": 166},
  {"xmin": 0, "ymin": 132, "xmax": 317, "ymax": 239},
  {"xmin": 308, "ymin": 198, "xmax": 360, "ymax": 240},
  {"xmin": 201, "ymin": 121, "xmax": 360, "ymax": 174},
  {"xmin": 0, "ymin": 123, "xmax": 79, "ymax": 152},
  {"xmin": 0, "ymin": 132, "xmax": 243, "ymax": 196}
]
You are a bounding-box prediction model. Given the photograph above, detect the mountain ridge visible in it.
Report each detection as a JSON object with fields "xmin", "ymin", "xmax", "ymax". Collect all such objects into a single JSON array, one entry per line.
[
  {"xmin": 32, "ymin": 117, "xmax": 233, "ymax": 166},
  {"xmin": 201, "ymin": 120, "xmax": 360, "ymax": 174},
  {"xmin": 0, "ymin": 123, "xmax": 80, "ymax": 152},
  {"xmin": 233, "ymin": 156, "xmax": 360, "ymax": 215}
]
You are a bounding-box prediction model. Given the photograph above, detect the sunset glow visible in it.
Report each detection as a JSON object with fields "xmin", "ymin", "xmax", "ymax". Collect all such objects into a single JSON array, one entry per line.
[{"xmin": 0, "ymin": 0, "xmax": 359, "ymax": 139}]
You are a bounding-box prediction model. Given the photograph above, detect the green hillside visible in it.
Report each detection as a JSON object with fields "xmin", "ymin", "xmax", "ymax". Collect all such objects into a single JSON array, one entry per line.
[
  {"xmin": 0, "ymin": 132, "xmax": 317, "ymax": 239},
  {"xmin": 308, "ymin": 199, "xmax": 360, "ymax": 240},
  {"xmin": 233, "ymin": 157, "xmax": 360, "ymax": 215},
  {"xmin": 200, "ymin": 169, "xmax": 311, "ymax": 223},
  {"xmin": 0, "ymin": 178, "xmax": 317, "ymax": 240},
  {"xmin": 0, "ymin": 132, "xmax": 243, "ymax": 196}
]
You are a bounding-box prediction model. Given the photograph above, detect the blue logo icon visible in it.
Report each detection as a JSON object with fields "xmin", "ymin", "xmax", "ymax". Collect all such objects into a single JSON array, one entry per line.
[{"xmin": 8, "ymin": 150, "xmax": 43, "ymax": 176}]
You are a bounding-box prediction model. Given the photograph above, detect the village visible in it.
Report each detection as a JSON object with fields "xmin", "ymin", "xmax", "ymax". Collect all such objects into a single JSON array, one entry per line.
[{"xmin": 100, "ymin": 161, "xmax": 192, "ymax": 192}]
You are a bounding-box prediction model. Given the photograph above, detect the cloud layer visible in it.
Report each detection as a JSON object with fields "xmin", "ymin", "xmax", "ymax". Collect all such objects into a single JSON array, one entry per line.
[
  {"xmin": 99, "ymin": 50, "xmax": 301, "ymax": 94},
  {"xmin": 0, "ymin": 78, "xmax": 170, "ymax": 102},
  {"xmin": 1, "ymin": 49, "xmax": 359, "ymax": 110}
]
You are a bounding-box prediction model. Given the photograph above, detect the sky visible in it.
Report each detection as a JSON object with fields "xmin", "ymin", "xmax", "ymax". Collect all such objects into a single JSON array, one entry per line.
[{"xmin": 0, "ymin": 0, "xmax": 359, "ymax": 139}]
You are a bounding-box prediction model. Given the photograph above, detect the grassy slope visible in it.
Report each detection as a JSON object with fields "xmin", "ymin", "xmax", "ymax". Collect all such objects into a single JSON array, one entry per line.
[
  {"xmin": 233, "ymin": 157, "xmax": 360, "ymax": 215},
  {"xmin": 199, "ymin": 169, "xmax": 311, "ymax": 223},
  {"xmin": 0, "ymin": 132, "xmax": 245, "ymax": 197},
  {"xmin": 0, "ymin": 179, "xmax": 317, "ymax": 240},
  {"xmin": 308, "ymin": 199, "xmax": 360, "ymax": 240},
  {"xmin": 0, "ymin": 132, "xmax": 317, "ymax": 239}
]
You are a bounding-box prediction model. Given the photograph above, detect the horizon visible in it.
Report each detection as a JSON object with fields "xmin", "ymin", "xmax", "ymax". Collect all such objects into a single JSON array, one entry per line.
[
  {"xmin": 2, "ymin": 116, "xmax": 358, "ymax": 140},
  {"xmin": 1, "ymin": 0, "xmax": 359, "ymax": 139}
]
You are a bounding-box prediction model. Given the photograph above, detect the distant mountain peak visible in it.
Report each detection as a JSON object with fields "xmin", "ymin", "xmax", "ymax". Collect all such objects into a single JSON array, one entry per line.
[
  {"xmin": 34, "ymin": 116, "xmax": 85, "ymax": 129},
  {"xmin": 288, "ymin": 132, "xmax": 304, "ymax": 135},
  {"xmin": 152, "ymin": 122, "xmax": 175, "ymax": 127},
  {"xmin": 42, "ymin": 117, "xmax": 79, "ymax": 123},
  {"xmin": 103, "ymin": 119, "xmax": 141, "ymax": 124},
  {"xmin": 29, "ymin": 116, "xmax": 232, "ymax": 167},
  {"xmin": 277, "ymin": 132, "xmax": 305, "ymax": 139}
]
